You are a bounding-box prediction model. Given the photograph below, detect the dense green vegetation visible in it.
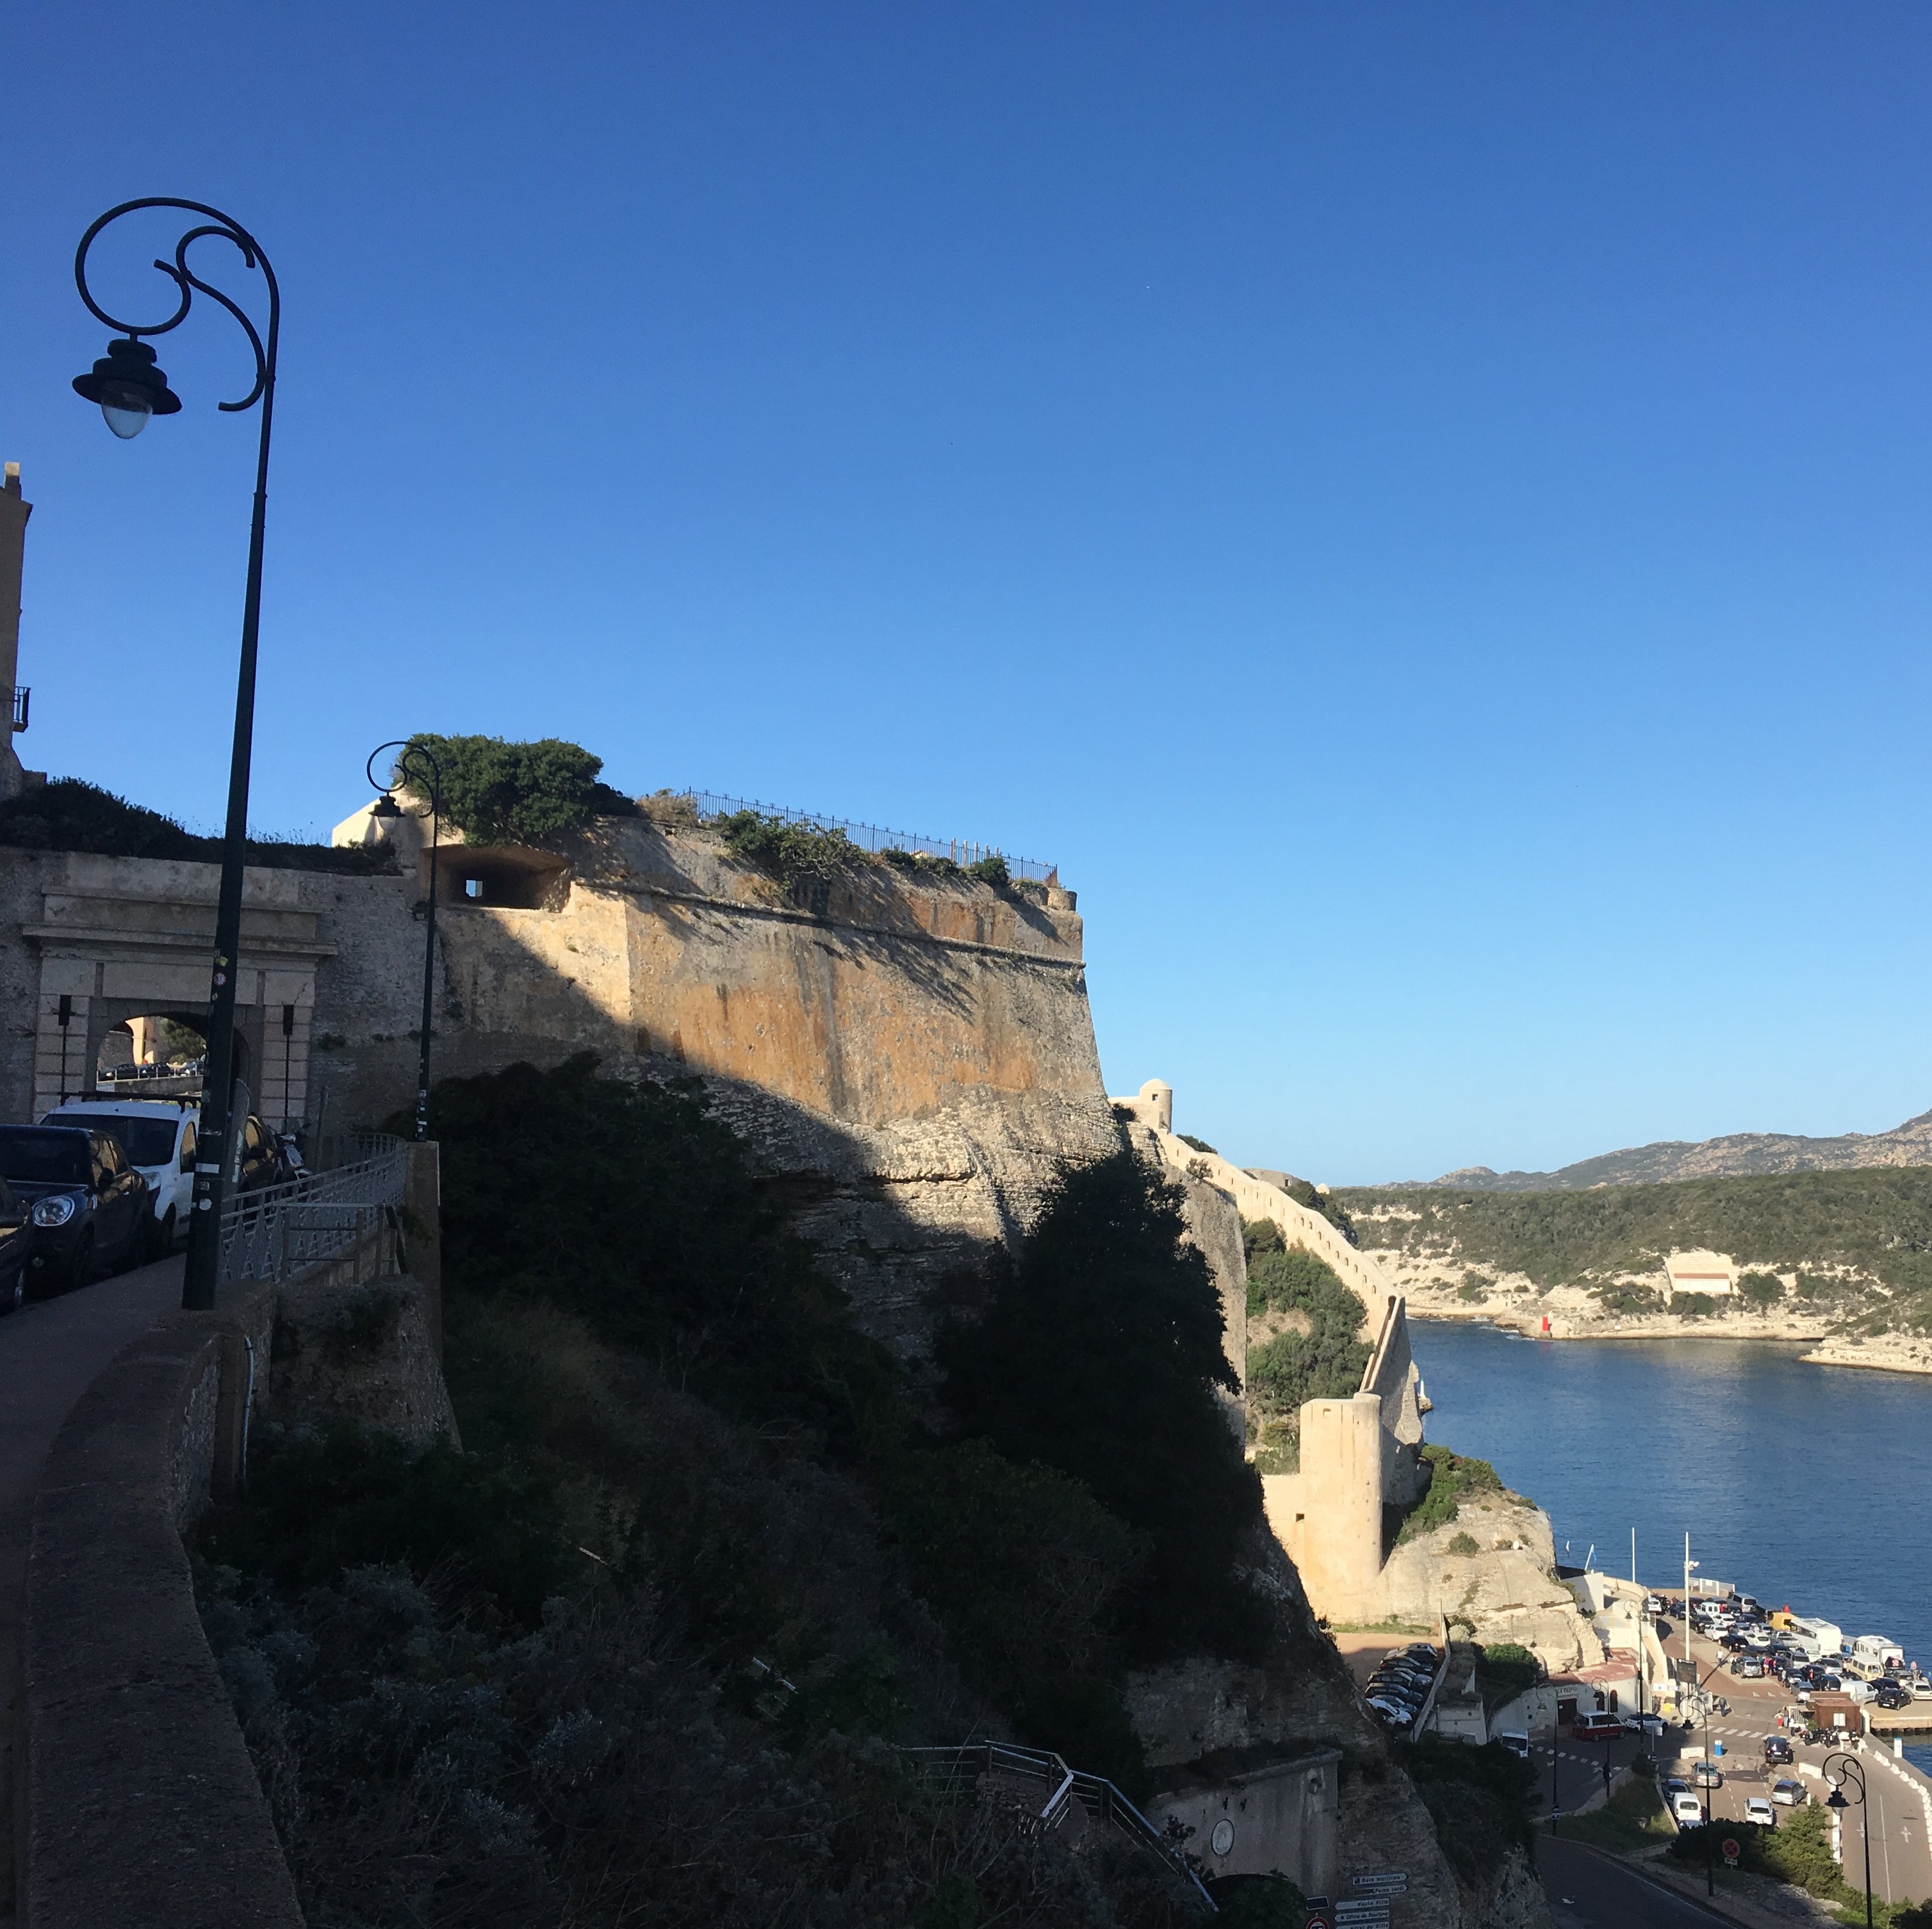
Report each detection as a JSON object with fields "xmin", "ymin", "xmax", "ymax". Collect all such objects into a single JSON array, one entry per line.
[
  {"xmin": 721, "ymin": 814, "xmax": 1018, "ymax": 891},
  {"xmin": 196, "ymin": 1057, "xmax": 1272, "ymax": 1926},
  {"xmin": 0, "ymin": 776, "xmax": 394, "ymax": 872},
  {"xmin": 1241, "ymin": 1221, "xmax": 1371, "ymax": 1470},
  {"xmin": 402, "ymin": 734, "xmax": 635, "ymax": 843},
  {"xmin": 1396, "ymin": 1737, "xmax": 1537, "ymax": 1889},
  {"xmin": 940, "ymin": 1152, "xmax": 1269, "ymax": 1666},
  {"xmin": 1340, "ymin": 1168, "xmax": 1932, "ymax": 1328},
  {"xmin": 1393, "ymin": 1444, "xmax": 1503, "ymax": 1545}
]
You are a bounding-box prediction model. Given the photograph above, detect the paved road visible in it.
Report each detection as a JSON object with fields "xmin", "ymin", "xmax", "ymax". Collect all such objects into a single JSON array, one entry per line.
[
  {"xmin": 0, "ymin": 1254, "xmax": 184, "ymax": 1921},
  {"xmin": 1538, "ymin": 1837, "xmax": 1735, "ymax": 1929}
]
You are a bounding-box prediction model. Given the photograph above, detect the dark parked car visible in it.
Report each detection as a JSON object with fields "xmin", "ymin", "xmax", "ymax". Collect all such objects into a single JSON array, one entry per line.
[
  {"xmin": 0, "ymin": 1124, "xmax": 150, "ymax": 1293},
  {"xmin": 1720, "ymin": 1632, "xmax": 1751, "ymax": 1651},
  {"xmin": 1764, "ymin": 1736, "xmax": 1794, "ymax": 1764},
  {"xmin": 0, "ymin": 1177, "xmax": 29, "ymax": 1314},
  {"xmin": 233, "ymin": 1112, "xmax": 300, "ymax": 1194},
  {"xmin": 1875, "ymin": 1684, "xmax": 1911, "ymax": 1711}
]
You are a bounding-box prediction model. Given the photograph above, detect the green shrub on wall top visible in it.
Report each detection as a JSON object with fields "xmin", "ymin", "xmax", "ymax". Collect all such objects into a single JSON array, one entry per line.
[{"xmin": 403, "ymin": 734, "xmax": 634, "ymax": 845}]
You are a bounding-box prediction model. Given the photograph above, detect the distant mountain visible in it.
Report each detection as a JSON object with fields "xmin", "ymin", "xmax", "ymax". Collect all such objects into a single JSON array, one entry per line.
[{"xmin": 1407, "ymin": 1108, "xmax": 1932, "ymax": 1191}]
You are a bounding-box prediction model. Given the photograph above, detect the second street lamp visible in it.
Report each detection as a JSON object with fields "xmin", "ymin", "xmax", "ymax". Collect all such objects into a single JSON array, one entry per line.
[
  {"xmin": 1824, "ymin": 1754, "xmax": 1874, "ymax": 1929},
  {"xmin": 72, "ymin": 198, "xmax": 280, "ymax": 1312},
  {"xmin": 366, "ymin": 740, "xmax": 443, "ymax": 1142}
]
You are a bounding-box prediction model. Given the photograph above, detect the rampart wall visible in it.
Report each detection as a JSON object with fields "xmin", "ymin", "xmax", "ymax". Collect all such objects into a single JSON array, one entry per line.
[{"xmin": 0, "ymin": 815, "xmax": 1122, "ymax": 1361}]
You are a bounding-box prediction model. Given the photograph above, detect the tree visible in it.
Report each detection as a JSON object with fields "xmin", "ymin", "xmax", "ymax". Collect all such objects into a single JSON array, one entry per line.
[
  {"xmin": 938, "ymin": 1151, "xmax": 1263, "ymax": 1657},
  {"xmin": 404, "ymin": 734, "xmax": 633, "ymax": 844}
]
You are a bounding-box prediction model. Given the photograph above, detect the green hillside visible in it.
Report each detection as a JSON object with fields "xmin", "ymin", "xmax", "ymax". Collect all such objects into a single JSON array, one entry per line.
[{"xmin": 1335, "ymin": 1165, "xmax": 1932, "ymax": 1333}]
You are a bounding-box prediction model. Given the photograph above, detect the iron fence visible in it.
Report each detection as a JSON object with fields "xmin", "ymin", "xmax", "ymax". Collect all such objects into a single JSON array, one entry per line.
[
  {"xmin": 661, "ymin": 790, "xmax": 1059, "ymax": 886},
  {"xmin": 897, "ymin": 1743, "xmax": 1216, "ymax": 1912},
  {"xmin": 217, "ymin": 1132, "xmax": 408, "ymax": 1283}
]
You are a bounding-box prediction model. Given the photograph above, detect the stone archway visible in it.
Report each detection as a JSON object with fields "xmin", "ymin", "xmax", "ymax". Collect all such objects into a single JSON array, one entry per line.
[{"xmin": 25, "ymin": 858, "xmax": 332, "ymax": 1127}]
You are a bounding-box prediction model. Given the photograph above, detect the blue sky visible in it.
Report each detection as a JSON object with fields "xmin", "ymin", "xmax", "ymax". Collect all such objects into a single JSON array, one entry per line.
[{"xmin": 6, "ymin": 2, "xmax": 1932, "ymax": 1182}]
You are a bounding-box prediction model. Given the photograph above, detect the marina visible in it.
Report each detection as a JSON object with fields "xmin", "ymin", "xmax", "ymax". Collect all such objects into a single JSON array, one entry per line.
[{"xmin": 1411, "ymin": 1319, "xmax": 1932, "ymax": 1783}]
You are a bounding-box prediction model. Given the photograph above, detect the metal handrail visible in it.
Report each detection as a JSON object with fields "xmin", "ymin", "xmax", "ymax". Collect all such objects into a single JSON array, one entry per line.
[
  {"xmin": 662, "ymin": 789, "xmax": 1060, "ymax": 886},
  {"xmin": 897, "ymin": 1743, "xmax": 1216, "ymax": 1912},
  {"xmin": 217, "ymin": 1134, "xmax": 407, "ymax": 1282}
]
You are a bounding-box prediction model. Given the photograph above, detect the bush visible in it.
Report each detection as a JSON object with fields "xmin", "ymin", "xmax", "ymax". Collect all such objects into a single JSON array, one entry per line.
[
  {"xmin": 1592, "ymin": 1278, "xmax": 1662, "ymax": 1314},
  {"xmin": 1473, "ymin": 1641, "xmax": 1541, "ymax": 1710},
  {"xmin": 1243, "ymin": 1217, "xmax": 1286, "ymax": 1258},
  {"xmin": 1456, "ymin": 1282, "xmax": 1489, "ymax": 1304},
  {"xmin": 1395, "ymin": 1444, "xmax": 1502, "ymax": 1543},
  {"xmin": 1672, "ymin": 1291, "xmax": 1716, "ymax": 1319},
  {"xmin": 1246, "ymin": 1246, "xmax": 1371, "ymax": 1431},
  {"xmin": 0, "ymin": 776, "xmax": 395, "ymax": 872},
  {"xmin": 963, "ymin": 853, "xmax": 1010, "ymax": 886},
  {"xmin": 402, "ymin": 734, "xmax": 633, "ymax": 844},
  {"xmin": 1398, "ymin": 1737, "xmax": 1535, "ymax": 1887},
  {"xmin": 425, "ymin": 1053, "xmax": 901, "ymax": 1453},
  {"xmin": 1446, "ymin": 1531, "xmax": 1480, "ymax": 1556},
  {"xmin": 938, "ymin": 1152, "xmax": 1265, "ymax": 1661},
  {"xmin": 1178, "ymin": 1134, "xmax": 1218, "ymax": 1156},
  {"xmin": 1738, "ymin": 1270, "xmax": 1784, "ymax": 1307},
  {"xmin": 719, "ymin": 810, "xmax": 872, "ymax": 884},
  {"xmin": 881, "ymin": 1440, "xmax": 1148, "ymax": 1787}
]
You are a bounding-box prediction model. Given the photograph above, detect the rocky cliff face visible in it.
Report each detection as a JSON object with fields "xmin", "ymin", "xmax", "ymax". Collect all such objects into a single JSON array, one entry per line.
[{"xmin": 1124, "ymin": 1538, "xmax": 1551, "ymax": 1929}]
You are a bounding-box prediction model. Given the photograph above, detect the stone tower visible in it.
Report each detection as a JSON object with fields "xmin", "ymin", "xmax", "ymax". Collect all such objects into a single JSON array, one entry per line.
[{"xmin": 0, "ymin": 463, "xmax": 33, "ymax": 801}]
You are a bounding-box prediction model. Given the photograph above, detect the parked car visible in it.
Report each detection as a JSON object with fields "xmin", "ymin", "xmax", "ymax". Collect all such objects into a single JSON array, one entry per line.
[
  {"xmin": 1745, "ymin": 1797, "xmax": 1776, "ymax": 1828},
  {"xmin": 1771, "ymin": 1778, "xmax": 1807, "ymax": 1807},
  {"xmin": 1644, "ymin": 1595, "xmax": 1666, "ymax": 1615},
  {"xmin": 1720, "ymin": 1632, "xmax": 1751, "ymax": 1652},
  {"xmin": 1692, "ymin": 1761, "xmax": 1723, "ymax": 1788},
  {"xmin": 38, "ymin": 1098, "xmax": 197, "ymax": 1256},
  {"xmin": 1874, "ymin": 1684, "xmax": 1910, "ymax": 1711},
  {"xmin": 1672, "ymin": 1792, "xmax": 1707, "ymax": 1828},
  {"xmin": 1496, "ymin": 1732, "xmax": 1530, "ymax": 1759},
  {"xmin": 0, "ymin": 1177, "xmax": 30, "ymax": 1314},
  {"xmin": 1764, "ymin": 1736, "xmax": 1794, "ymax": 1764},
  {"xmin": 0, "ymin": 1124, "xmax": 150, "ymax": 1292},
  {"xmin": 1663, "ymin": 1777, "xmax": 1690, "ymax": 1798},
  {"xmin": 232, "ymin": 1112, "xmax": 300, "ymax": 1194}
]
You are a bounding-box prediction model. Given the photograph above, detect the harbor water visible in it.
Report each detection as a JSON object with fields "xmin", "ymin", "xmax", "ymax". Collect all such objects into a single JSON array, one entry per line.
[{"xmin": 1410, "ymin": 1319, "xmax": 1932, "ymax": 1775}]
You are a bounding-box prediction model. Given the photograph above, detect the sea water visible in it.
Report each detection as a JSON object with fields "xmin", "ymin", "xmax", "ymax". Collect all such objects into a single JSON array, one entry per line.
[{"xmin": 1409, "ymin": 1319, "xmax": 1932, "ymax": 1775}]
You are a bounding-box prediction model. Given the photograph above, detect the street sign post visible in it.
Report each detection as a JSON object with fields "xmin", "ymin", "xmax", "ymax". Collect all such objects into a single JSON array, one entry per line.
[{"xmin": 1722, "ymin": 1837, "xmax": 1741, "ymax": 1868}]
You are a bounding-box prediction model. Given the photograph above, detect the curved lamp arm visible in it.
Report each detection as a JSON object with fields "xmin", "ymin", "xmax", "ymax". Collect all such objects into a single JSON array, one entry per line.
[{"xmin": 74, "ymin": 197, "xmax": 277, "ymax": 412}]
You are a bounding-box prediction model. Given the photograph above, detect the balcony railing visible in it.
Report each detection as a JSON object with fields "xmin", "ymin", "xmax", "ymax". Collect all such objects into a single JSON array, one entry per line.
[{"xmin": 9, "ymin": 685, "xmax": 27, "ymax": 731}]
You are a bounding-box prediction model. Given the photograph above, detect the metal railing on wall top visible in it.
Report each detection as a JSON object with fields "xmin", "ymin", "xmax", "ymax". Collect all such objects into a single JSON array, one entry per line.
[
  {"xmin": 217, "ymin": 1132, "xmax": 407, "ymax": 1283},
  {"xmin": 662, "ymin": 789, "xmax": 1060, "ymax": 886}
]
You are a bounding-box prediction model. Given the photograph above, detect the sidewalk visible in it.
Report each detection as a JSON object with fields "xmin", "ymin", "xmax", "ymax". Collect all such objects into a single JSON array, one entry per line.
[{"xmin": 0, "ymin": 1256, "xmax": 184, "ymax": 1923}]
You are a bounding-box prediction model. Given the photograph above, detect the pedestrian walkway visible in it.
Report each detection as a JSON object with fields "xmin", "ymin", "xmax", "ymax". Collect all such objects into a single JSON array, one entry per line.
[{"xmin": 0, "ymin": 1255, "xmax": 184, "ymax": 1923}]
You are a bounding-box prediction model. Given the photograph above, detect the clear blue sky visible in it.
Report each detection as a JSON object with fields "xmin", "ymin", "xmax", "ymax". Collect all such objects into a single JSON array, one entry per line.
[{"xmin": 5, "ymin": 3, "xmax": 1932, "ymax": 1182}]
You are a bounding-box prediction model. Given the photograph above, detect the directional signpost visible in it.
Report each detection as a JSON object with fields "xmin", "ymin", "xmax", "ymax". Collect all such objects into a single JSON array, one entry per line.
[{"xmin": 1334, "ymin": 1868, "xmax": 1407, "ymax": 1928}]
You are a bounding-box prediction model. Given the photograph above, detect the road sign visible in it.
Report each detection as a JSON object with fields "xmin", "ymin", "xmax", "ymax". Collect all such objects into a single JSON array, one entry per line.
[
  {"xmin": 1304, "ymin": 1916, "xmax": 1330, "ymax": 1929},
  {"xmin": 1351, "ymin": 1871, "xmax": 1409, "ymax": 1892},
  {"xmin": 1722, "ymin": 1837, "xmax": 1741, "ymax": 1867},
  {"xmin": 1333, "ymin": 1910, "xmax": 1389, "ymax": 1928}
]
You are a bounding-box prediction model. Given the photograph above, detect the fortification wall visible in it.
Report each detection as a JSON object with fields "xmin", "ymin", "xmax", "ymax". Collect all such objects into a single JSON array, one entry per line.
[{"xmin": 0, "ymin": 818, "xmax": 1119, "ymax": 1360}]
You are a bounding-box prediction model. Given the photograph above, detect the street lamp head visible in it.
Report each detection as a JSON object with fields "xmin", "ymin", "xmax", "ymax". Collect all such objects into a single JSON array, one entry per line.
[
  {"xmin": 1826, "ymin": 1785, "xmax": 1848, "ymax": 1809},
  {"xmin": 369, "ymin": 791, "xmax": 404, "ymax": 820},
  {"xmin": 72, "ymin": 336, "xmax": 181, "ymax": 439}
]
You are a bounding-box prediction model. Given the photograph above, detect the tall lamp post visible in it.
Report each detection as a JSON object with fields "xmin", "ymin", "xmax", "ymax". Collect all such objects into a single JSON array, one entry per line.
[
  {"xmin": 72, "ymin": 199, "xmax": 279, "ymax": 1312},
  {"xmin": 364, "ymin": 741, "xmax": 443, "ymax": 1141},
  {"xmin": 1825, "ymin": 1753, "xmax": 1874, "ymax": 1929}
]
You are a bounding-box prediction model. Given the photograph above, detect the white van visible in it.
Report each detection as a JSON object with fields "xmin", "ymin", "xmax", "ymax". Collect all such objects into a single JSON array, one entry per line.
[
  {"xmin": 38, "ymin": 1098, "xmax": 197, "ymax": 1253},
  {"xmin": 1496, "ymin": 1732, "xmax": 1530, "ymax": 1759}
]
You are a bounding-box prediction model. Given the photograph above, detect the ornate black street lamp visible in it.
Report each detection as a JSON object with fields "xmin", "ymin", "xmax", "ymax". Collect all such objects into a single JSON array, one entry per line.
[
  {"xmin": 366, "ymin": 740, "xmax": 443, "ymax": 1142},
  {"xmin": 72, "ymin": 199, "xmax": 279, "ymax": 1312},
  {"xmin": 1824, "ymin": 1752, "xmax": 1874, "ymax": 1929}
]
